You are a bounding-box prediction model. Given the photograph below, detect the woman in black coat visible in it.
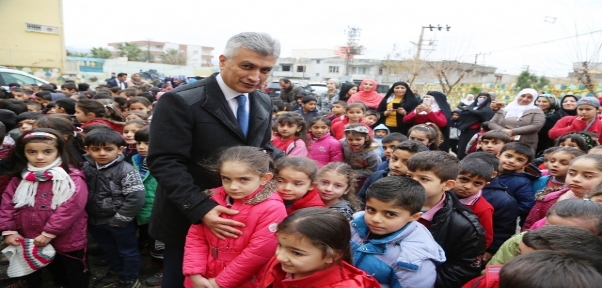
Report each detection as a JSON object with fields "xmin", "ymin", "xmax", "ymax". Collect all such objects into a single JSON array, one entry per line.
[
  {"xmin": 537, "ymin": 94, "xmax": 579, "ymax": 154},
  {"xmin": 456, "ymin": 92, "xmax": 494, "ymax": 159},
  {"xmin": 376, "ymin": 81, "xmax": 420, "ymax": 135}
]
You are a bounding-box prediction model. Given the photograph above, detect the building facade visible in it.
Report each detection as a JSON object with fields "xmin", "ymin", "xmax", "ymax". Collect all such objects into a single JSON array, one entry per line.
[{"xmin": 107, "ymin": 40, "xmax": 214, "ymax": 67}]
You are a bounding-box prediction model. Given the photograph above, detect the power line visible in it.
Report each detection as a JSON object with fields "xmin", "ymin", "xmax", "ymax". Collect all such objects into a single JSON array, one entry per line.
[{"xmin": 485, "ymin": 29, "xmax": 602, "ymax": 54}]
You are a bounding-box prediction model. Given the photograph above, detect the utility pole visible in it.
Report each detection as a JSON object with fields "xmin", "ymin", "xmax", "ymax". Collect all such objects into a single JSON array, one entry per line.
[
  {"xmin": 146, "ymin": 38, "xmax": 151, "ymax": 63},
  {"xmin": 344, "ymin": 26, "xmax": 362, "ymax": 77},
  {"xmin": 474, "ymin": 52, "xmax": 491, "ymax": 64},
  {"xmin": 410, "ymin": 24, "xmax": 450, "ymax": 84}
]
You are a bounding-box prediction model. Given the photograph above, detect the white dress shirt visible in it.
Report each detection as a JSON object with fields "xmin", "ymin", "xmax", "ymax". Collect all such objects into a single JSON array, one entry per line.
[{"xmin": 216, "ymin": 73, "xmax": 249, "ymax": 119}]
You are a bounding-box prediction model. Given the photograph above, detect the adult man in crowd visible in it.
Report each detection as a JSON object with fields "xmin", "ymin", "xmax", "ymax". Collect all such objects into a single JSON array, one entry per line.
[
  {"xmin": 279, "ymin": 78, "xmax": 304, "ymax": 104},
  {"xmin": 148, "ymin": 32, "xmax": 282, "ymax": 287},
  {"xmin": 107, "ymin": 72, "xmax": 128, "ymax": 89}
]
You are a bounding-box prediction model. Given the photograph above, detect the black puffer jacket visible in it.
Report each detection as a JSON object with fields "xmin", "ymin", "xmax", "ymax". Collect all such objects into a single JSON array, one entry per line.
[
  {"xmin": 431, "ymin": 192, "xmax": 486, "ymax": 288},
  {"xmin": 83, "ymin": 154, "xmax": 145, "ymax": 227}
]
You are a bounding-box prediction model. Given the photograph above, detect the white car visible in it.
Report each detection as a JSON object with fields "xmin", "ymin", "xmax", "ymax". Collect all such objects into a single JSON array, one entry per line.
[
  {"xmin": 0, "ymin": 67, "xmax": 49, "ymax": 91},
  {"xmin": 309, "ymin": 82, "xmax": 328, "ymax": 95}
]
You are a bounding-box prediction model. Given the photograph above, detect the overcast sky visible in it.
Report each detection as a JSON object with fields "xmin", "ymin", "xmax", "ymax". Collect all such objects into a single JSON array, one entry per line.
[{"xmin": 63, "ymin": 0, "xmax": 602, "ymax": 77}]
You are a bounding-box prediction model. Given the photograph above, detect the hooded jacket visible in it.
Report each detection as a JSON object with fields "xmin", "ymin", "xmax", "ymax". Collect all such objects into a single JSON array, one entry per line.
[
  {"xmin": 376, "ymin": 82, "xmax": 420, "ymax": 134},
  {"xmin": 347, "ymin": 79, "xmax": 383, "ymax": 110},
  {"xmin": 497, "ymin": 166, "xmax": 541, "ymax": 220},
  {"xmin": 351, "ymin": 213, "xmax": 446, "ymax": 288},
  {"xmin": 522, "ymin": 187, "xmax": 570, "ymax": 230},
  {"xmin": 285, "ymin": 188, "xmax": 324, "ymax": 215},
  {"xmin": 132, "ymin": 154, "xmax": 157, "ymax": 225},
  {"xmin": 183, "ymin": 184, "xmax": 287, "ymax": 288},
  {"xmin": 480, "ymin": 177, "xmax": 518, "ymax": 254},
  {"xmin": 456, "ymin": 95, "xmax": 493, "ymax": 131},
  {"xmin": 307, "ymin": 132, "xmax": 343, "ymax": 167},
  {"xmin": 341, "ymin": 139, "xmax": 382, "ymax": 180},
  {"xmin": 373, "ymin": 124, "xmax": 389, "ymax": 157}
]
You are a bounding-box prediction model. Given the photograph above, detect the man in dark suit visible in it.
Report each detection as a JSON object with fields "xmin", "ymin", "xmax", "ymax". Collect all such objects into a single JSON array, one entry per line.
[
  {"xmin": 147, "ymin": 32, "xmax": 282, "ymax": 288},
  {"xmin": 107, "ymin": 72, "xmax": 128, "ymax": 89}
]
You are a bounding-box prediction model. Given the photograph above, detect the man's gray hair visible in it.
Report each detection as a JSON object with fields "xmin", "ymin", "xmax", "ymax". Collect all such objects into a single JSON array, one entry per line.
[{"xmin": 223, "ymin": 32, "xmax": 281, "ymax": 58}]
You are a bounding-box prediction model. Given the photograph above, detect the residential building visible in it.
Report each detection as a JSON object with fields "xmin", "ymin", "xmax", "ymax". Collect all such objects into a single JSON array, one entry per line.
[{"xmin": 107, "ymin": 40, "xmax": 214, "ymax": 67}]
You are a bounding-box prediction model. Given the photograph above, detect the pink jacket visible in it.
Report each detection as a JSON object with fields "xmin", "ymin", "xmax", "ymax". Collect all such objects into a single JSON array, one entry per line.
[
  {"xmin": 183, "ymin": 184, "xmax": 287, "ymax": 288},
  {"xmin": 307, "ymin": 133, "xmax": 343, "ymax": 167},
  {"xmin": 522, "ymin": 188, "xmax": 569, "ymax": 230},
  {"xmin": 0, "ymin": 168, "xmax": 89, "ymax": 252}
]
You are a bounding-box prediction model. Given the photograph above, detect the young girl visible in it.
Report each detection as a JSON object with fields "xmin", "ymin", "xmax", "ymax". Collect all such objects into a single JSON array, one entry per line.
[
  {"xmin": 532, "ymin": 147, "xmax": 584, "ymax": 193},
  {"xmin": 524, "ymin": 154, "xmax": 602, "ymax": 229},
  {"xmin": 122, "ymin": 119, "xmax": 147, "ymax": 164},
  {"xmin": 34, "ymin": 116, "xmax": 86, "ymax": 163},
  {"xmin": 0, "ymin": 128, "xmax": 89, "ymax": 287},
  {"xmin": 183, "ymin": 146, "xmax": 287, "ymax": 288},
  {"xmin": 124, "ymin": 110, "xmax": 149, "ymax": 121},
  {"xmin": 549, "ymin": 96, "xmax": 602, "ymax": 140},
  {"xmin": 127, "ymin": 96, "xmax": 153, "ymax": 115},
  {"xmin": 408, "ymin": 123, "xmax": 443, "ymax": 150},
  {"xmin": 307, "ymin": 117, "xmax": 343, "ymax": 167},
  {"xmin": 331, "ymin": 102, "xmax": 373, "ymax": 140},
  {"xmin": 274, "ymin": 156, "xmax": 324, "ymax": 214},
  {"xmin": 271, "ymin": 112, "xmax": 309, "ymax": 157},
  {"xmin": 260, "ymin": 208, "xmax": 380, "ymax": 288},
  {"xmin": 75, "ymin": 99, "xmax": 124, "ymax": 132},
  {"xmin": 316, "ymin": 162, "xmax": 360, "ymax": 221},
  {"xmin": 556, "ymin": 132, "xmax": 595, "ymax": 152},
  {"xmin": 341, "ymin": 123, "xmax": 382, "ymax": 188}
]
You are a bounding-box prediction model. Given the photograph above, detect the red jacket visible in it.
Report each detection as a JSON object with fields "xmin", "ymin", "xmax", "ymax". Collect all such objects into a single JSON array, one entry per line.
[
  {"xmin": 331, "ymin": 118, "xmax": 374, "ymax": 140},
  {"xmin": 285, "ymin": 188, "xmax": 324, "ymax": 215},
  {"xmin": 183, "ymin": 185, "xmax": 287, "ymax": 288},
  {"xmin": 403, "ymin": 110, "xmax": 448, "ymax": 128},
  {"xmin": 548, "ymin": 116, "xmax": 602, "ymax": 139},
  {"xmin": 461, "ymin": 266, "xmax": 501, "ymax": 288},
  {"xmin": 81, "ymin": 118, "xmax": 124, "ymax": 133},
  {"xmin": 465, "ymin": 197, "xmax": 494, "ymax": 249},
  {"xmin": 523, "ymin": 188, "xmax": 569, "ymax": 230},
  {"xmin": 259, "ymin": 256, "xmax": 381, "ymax": 288}
]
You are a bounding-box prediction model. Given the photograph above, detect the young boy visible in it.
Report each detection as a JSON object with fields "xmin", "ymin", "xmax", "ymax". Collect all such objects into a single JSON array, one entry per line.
[
  {"xmin": 61, "ymin": 83, "xmax": 77, "ymax": 96},
  {"xmin": 351, "ymin": 176, "xmax": 446, "ymax": 287},
  {"xmin": 373, "ymin": 124, "xmax": 390, "ymax": 158},
  {"xmin": 465, "ymin": 121, "xmax": 490, "ymax": 155},
  {"xmin": 363, "ymin": 110, "xmax": 380, "ymax": 128},
  {"xmin": 407, "ymin": 151, "xmax": 485, "ymax": 287},
  {"xmin": 377, "ymin": 132, "xmax": 408, "ymax": 171},
  {"xmin": 464, "ymin": 152, "xmax": 518, "ymax": 259},
  {"xmin": 24, "ymin": 100, "xmax": 43, "ymax": 113},
  {"xmin": 496, "ymin": 142, "xmax": 540, "ymax": 226},
  {"xmin": 478, "ymin": 130, "xmax": 511, "ymax": 155},
  {"xmin": 296, "ymin": 95, "xmax": 320, "ymax": 125},
  {"xmin": 16, "ymin": 112, "xmax": 44, "ymax": 135},
  {"xmin": 328, "ymin": 100, "xmax": 347, "ymax": 121},
  {"xmin": 83, "ymin": 129, "xmax": 145, "ymax": 288},
  {"xmin": 358, "ymin": 140, "xmax": 428, "ymax": 205},
  {"xmin": 453, "ymin": 159, "xmax": 495, "ymax": 250}
]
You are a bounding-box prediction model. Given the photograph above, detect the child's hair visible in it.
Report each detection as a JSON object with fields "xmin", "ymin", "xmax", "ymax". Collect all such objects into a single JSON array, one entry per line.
[
  {"xmin": 92, "ymin": 93, "xmax": 112, "ymax": 100},
  {"xmin": 381, "ymin": 132, "xmax": 408, "ymax": 144},
  {"xmin": 332, "ymin": 100, "xmax": 347, "ymax": 109},
  {"xmin": 480, "ymin": 130, "xmax": 512, "ymax": 143},
  {"xmin": 122, "ymin": 88, "xmax": 138, "ymax": 98},
  {"xmin": 62, "ymin": 83, "xmax": 77, "ymax": 92},
  {"xmin": 277, "ymin": 207, "xmax": 352, "ymax": 264},
  {"xmin": 546, "ymin": 198, "xmax": 602, "ymax": 237},
  {"xmin": 78, "ymin": 83, "xmax": 89, "ymax": 91},
  {"xmin": 275, "ymin": 156, "xmax": 318, "ymax": 182},
  {"xmin": 96, "ymin": 99, "xmax": 125, "ymax": 122},
  {"xmin": 499, "ymin": 142, "xmax": 535, "ymax": 163},
  {"xmin": 301, "ymin": 95, "xmax": 317, "ymax": 104},
  {"xmin": 344, "ymin": 123, "xmax": 373, "ymax": 149},
  {"xmin": 273, "ymin": 100, "xmax": 285, "ymax": 112},
  {"xmin": 34, "ymin": 116, "xmax": 85, "ymax": 153},
  {"xmin": 481, "ymin": 121, "xmax": 490, "ymax": 131},
  {"xmin": 134, "ymin": 126, "xmax": 150, "ymax": 143},
  {"xmin": 55, "ymin": 98, "xmax": 77, "ymax": 114},
  {"xmin": 345, "ymin": 102, "xmax": 367, "ymax": 113},
  {"xmin": 124, "ymin": 110, "xmax": 149, "ymax": 120},
  {"xmin": 136, "ymin": 92, "xmax": 155, "ymax": 104},
  {"xmin": 10, "ymin": 128, "xmax": 80, "ymax": 176},
  {"xmin": 109, "ymin": 87, "xmax": 121, "ymax": 94},
  {"xmin": 459, "ymin": 158, "xmax": 494, "ymax": 181},
  {"xmin": 0, "ymin": 99, "xmax": 28, "ymax": 115},
  {"xmin": 81, "ymin": 123, "xmax": 112, "ymax": 134},
  {"xmin": 570, "ymin": 154, "xmax": 602, "ymax": 172},
  {"xmin": 35, "ymin": 91, "xmax": 53, "ymax": 101},
  {"xmin": 275, "ymin": 112, "xmax": 309, "ymax": 148},
  {"xmin": 217, "ymin": 146, "xmax": 274, "ymax": 176},
  {"xmin": 499, "ymin": 251, "xmax": 602, "ymax": 288},
  {"xmin": 407, "ymin": 151, "xmax": 460, "ymax": 182},
  {"xmin": 366, "ymin": 176, "xmax": 425, "ymax": 214},
  {"xmin": 542, "ymin": 146, "xmax": 561, "ymax": 157},
  {"xmin": 407, "ymin": 123, "xmax": 442, "ymax": 150},
  {"xmin": 76, "ymin": 99, "xmax": 106, "ymax": 118},
  {"xmin": 590, "ymin": 145, "xmax": 602, "ymax": 154},
  {"xmin": 308, "ymin": 116, "xmax": 331, "ymax": 129},
  {"xmin": 551, "ymin": 147, "xmax": 585, "ymax": 159},
  {"xmin": 318, "ymin": 162, "xmax": 360, "ymax": 210},
  {"xmin": 587, "ymin": 183, "xmax": 602, "ymax": 200},
  {"xmin": 24, "ymin": 100, "xmax": 43, "ymax": 112},
  {"xmin": 17, "ymin": 112, "xmax": 44, "ymax": 123},
  {"xmin": 556, "ymin": 132, "xmax": 594, "ymax": 152},
  {"xmin": 365, "ymin": 110, "xmax": 380, "ymax": 121},
  {"xmin": 124, "ymin": 119, "xmax": 147, "ymax": 130},
  {"xmin": 394, "ymin": 140, "xmax": 428, "ymax": 154},
  {"xmin": 127, "ymin": 96, "xmax": 152, "ymax": 110},
  {"xmin": 112, "ymin": 96, "xmax": 127, "ymax": 111},
  {"xmin": 84, "ymin": 128, "xmax": 125, "ymax": 147}
]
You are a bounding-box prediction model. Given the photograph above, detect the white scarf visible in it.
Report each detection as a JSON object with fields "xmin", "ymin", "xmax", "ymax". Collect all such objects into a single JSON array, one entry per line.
[
  {"xmin": 418, "ymin": 97, "xmax": 441, "ymax": 115},
  {"xmin": 504, "ymin": 88, "xmax": 540, "ymax": 119},
  {"xmin": 13, "ymin": 157, "xmax": 76, "ymax": 210}
]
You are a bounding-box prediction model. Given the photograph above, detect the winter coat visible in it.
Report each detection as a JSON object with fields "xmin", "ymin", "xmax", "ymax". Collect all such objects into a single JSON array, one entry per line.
[
  {"xmin": 532, "ymin": 175, "xmax": 552, "ymax": 193},
  {"xmin": 285, "ymin": 188, "xmax": 324, "ymax": 215},
  {"xmin": 351, "ymin": 213, "xmax": 446, "ymax": 288},
  {"xmin": 480, "ymin": 178, "xmax": 518, "ymax": 255},
  {"xmin": 317, "ymin": 90, "xmax": 339, "ymax": 114},
  {"xmin": 488, "ymin": 108, "xmax": 545, "ymax": 150},
  {"xmin": 522, "ymin": 188, "xmax": 570, "ymax": 230},
  {"xmin": 295, "ymin": 107, "xmax": 321, "ymax": 125},
  {"xmin": 357, "ymin": 169, "xmax": 389, "ymax": 206},
  {"xmin": 429, "ymin": 192, "xmax": 486, "ymax": 288},
  {"xmin": 0, "ymin": 168, "xmax": 88, "ymax": 252},
  {"xmin": 461, "ymin": 266, "xmax": 502, "ymax": 288},
  {"xmin": 341, "ymin": 139, "xmax": 382, "ymax": 181},
  {"xmin": 329, "ymin": 200, "xmax": 355, "ymax": 221},
  {"xmin": 279, "ymin": 84, "xmax": 305, "ymax": 104},
  {"xmin": 403, "ymin": 110, "xmax": 448, "ymax": 128},
  {"xmin": 132, "ymin": 154, "xmax": 157, "ymax": 225},
  {"xmin": 548, "ymin": 115, "xmax": 602, "ymax": 140},
  {"xmin": 307, "ymin": 133, "xmax": 343, "ymax": 167},
  {"xmin": 487, "ymin": 232, "xmax": 524, "ymax": 266},
  {"xmin": 81, "ymin": 118, "xmax": 124, "ymax": 133},
  {"xmin": 497, "ymin": 167, "xmax": 541, "ymax": 220},
  {"xmin": 462, "ymin": 196, "xmax": 494, "ymax": 250},
  {"xmin": 260, "ymin": 256, "xmax": 381, "ymax": 288},
  {"xmin": 280, "ymin": 138, "xmax": 307, "ymax": 157},
  {"xmin": 83, "ymin": 154, "xmax": 145, "ymax": 227},
  {"xmin": 331, "ymin": 118, "xmax": 374, "ymax": 140},
  {"xmin": 456, "ymin": 98, "xmax": 493, "ymax": 132},
  {"xmin": 183, "ymin": 184, "xmax": 286, "ymax": 288}
]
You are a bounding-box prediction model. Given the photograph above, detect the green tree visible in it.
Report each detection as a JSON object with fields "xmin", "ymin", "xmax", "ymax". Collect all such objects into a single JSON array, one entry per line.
[
  {"xmin": 469, "ymin": 86, "xmax": 482, "ymax": 95},
  {"xmin": 159, "ymin": 49, "xmax": 187, "ymax": 65},
  {"xmin": 67, "ymin": 50, "xmax": 88, "ymax": 57},
  {"xmin": 90, "ymin": 47, "xmax": 112, "ymax": 59},
  {"xmin": 516, "ymin": 71, "xmax": 549, "ymax": 90},
  {"xmin": 116, "ymin": 42, "xmax": 143, "ymax": 61}
]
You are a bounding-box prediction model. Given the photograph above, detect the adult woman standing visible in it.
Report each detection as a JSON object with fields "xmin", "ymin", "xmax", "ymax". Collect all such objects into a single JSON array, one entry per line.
[
  {"xmin": 457, "ymin": 94, "xmax": 475, "ymax": 109},
  {"xmin": 404, "ymin": 91, "xmax": 453, "ymax": 151},
  {"xmin": 331, "ymin": 82, "xmax": 358, "ymax": 104},
  {"xmin": 347, "ymin": 78, "xmax": 383, "ymax": 110},
  {"xmin": 456, "ymin": 93, "xmax": 493, "ymax": 159},
  {"xmin": 535, "ymin": 94, "xmax": 559, "ymax": 154},
  {"xmin": 488, "ymin": 88, "xmax": 545, "ymax": 151},
  {"xmin": 316, "ymin": 78, "xmax": 340, "ymax": 114},
  {"xmin": 376, "ymin": 81, "xmax": 419, "ymax": 134},
  {"xmin": 126, "ymin": 73, "xmax": 150, "ymax": 87}
]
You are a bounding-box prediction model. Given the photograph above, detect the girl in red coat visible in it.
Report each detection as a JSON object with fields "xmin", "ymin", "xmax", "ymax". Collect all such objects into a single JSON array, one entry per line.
[
  {"xmin": 274, "ymin": 156, "xmax": 324, "ymax": 215},
  {"xmin": 549, "ymin": 97, "xmax": 602, "ymax": 140},
  {"xmin": 260, "ymin": 208, "xmax": 380, "ymax": 288},
  {"xmin": 331, "ymin": 102, "xmax": 373, "ymax": 140},
  {"xmin": 0, "ymin": 129, "xmax": 89, "ymax": 287},
  {"xmin": 183, "ymin": 146, "xmax": 287, "ymax": 288},
  {"xmin": 75, "ymin": 99, "xmax": 124, "ymax": 133}
]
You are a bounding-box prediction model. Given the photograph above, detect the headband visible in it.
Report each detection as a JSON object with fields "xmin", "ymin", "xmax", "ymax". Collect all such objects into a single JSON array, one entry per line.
[
  {"xmin": 23, "ymin": 132, "xmax": 57, "ymax": 140},
  {"xmin": 566, "ymin": 132, "xmax": 596, "ymax": 149},
  {"xmin": 344, "ymin": 125, "xmax": 370, "ymax": 134}
]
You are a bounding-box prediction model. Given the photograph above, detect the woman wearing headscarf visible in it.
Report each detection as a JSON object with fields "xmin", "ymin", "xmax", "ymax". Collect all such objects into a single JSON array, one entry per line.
[
  {"xmin": 457, "ymin": 94, "xmax": 475, "ymax": 109},
  {"xmin": 404, "ymin": 91, "xmax": 452, "ymax": 150},
  {"xmin": 125, "ymin": 73, "xmax": 150, "ymax": 87},
  {"xmin": 456, "ymin": 92, "xmax": 494, "ymax": 159},
  {"xmin": 535, "ymin": 94, "xmax": 559, "ymax": 154},
  {"xmin": 330, "ymin": 82, "xmax": 358, "ymax": 104},
  {"xmin": 488, "ymin": 88, "xmax": 545, "ymax": 151},
  {"xmin": 376, "ymin": 81, "xmax": 419, "ymax": 134},
  {"xmin": 172, "ymin": 75, "xmax": 189, "ymax": 88},
  {"xmin": 316, "ymin": 78, "xmax": 340, "ymax": 114},
  {"xmin": 347, "ymin": 78, "xmax": 383, "ymax": 110}
]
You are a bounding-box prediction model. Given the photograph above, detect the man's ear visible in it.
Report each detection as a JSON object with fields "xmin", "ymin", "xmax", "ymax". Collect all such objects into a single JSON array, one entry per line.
[{"xmin": 218, "ymin": 55, "xmax": 227, "ymax": 69}]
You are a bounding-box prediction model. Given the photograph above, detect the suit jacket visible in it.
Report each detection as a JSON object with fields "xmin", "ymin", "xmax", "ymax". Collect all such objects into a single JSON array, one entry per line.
[
  {"xmin": 147, "ymin": 73, "xmax": 281, "ymax": 245},
  {"xmin": 107, "ymin": 78, "xmax": 128, "ymax": 88}
]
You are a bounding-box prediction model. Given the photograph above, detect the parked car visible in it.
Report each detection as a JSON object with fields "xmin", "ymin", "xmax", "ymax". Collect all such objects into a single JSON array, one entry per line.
[
  {"xmin": 265, "ymin": 80, "xmax": 314, "ymax": 98},
  {"xmin": 309, "ymin": 82, "xmax": 328, "ymax": 95},
  {"xmin": 0, "ymin": 67, "xmax": 49, "ymax": 92}
]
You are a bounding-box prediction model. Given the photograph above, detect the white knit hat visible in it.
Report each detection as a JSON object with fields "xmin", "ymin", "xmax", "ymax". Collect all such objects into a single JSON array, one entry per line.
[{"xmin": 1, "ymin": 238, "xmax": 55, "ymax": 277}]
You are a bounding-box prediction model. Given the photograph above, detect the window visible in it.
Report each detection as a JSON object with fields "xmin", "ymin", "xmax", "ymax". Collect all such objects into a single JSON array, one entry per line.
[
  {"xmin": 297, "ymin": 66, "xmax": 306, "ymax": 72},
  {"xmin": 316, "ymin": 60, "xmax": 321, "ymax": 64},
  {"xmin": 281, "ymin": 65, "xmax": 291, "ymax": 72},
  {"xmin": 328, "ymin": 66, "xmax": 339, "ymax": 73},
  {"xmin": 379, "ymin": 68, "xmax": 383, "ymax": 75},
  {"xmin": 316, "ymin": 73, "xmax": 320, "ymax": 76}
]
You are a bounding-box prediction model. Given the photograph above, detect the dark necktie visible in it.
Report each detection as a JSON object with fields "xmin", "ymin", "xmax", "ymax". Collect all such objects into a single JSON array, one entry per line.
[{"xmin": 236, "ymin": 95, "xmax": 249, "ymax": 137}]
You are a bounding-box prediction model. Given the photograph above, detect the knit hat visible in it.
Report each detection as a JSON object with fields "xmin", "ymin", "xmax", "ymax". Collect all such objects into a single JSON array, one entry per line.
[
  {"xmin": 577, "ymin": 96, "xmax": 600, "ymax": 108},
  {"xmin": 1, "ymin": 239, "xmax": 55, "ymax": 277}
]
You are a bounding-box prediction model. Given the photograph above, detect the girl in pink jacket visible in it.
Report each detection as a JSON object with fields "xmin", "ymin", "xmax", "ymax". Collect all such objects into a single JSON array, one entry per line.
[
  {"xmin": 307, "ymin": 117, "xmax": 343, "ymax": 167},
  {"xmin": 271, "ymin": 112, "xmax": 309, "ymax": 157},
  {"xmin": 183, "ymin": 146, "xmax": 287, "ymax": 288},
  {"xmin": 0, "ymin": 129, "xmax": 89, "ymax": 287}
]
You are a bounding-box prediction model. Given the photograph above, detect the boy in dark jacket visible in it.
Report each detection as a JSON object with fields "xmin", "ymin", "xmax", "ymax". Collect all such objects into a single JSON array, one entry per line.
[
  {"xmin": 496, "ymin": 142, "xmax": 540, "ymax": 226},
  {"xmin": 407, "ymin": 151, "xmax": 485, "ymax": 288},
  {"xmin": 376, "ymin": 132, "xmax": 408, "ymax": 171},
  {"xmin": 464, "ymin": 152, "xmax": 518, "ymax": 260},
  {"xmin": 84, "ymin": 129, "xmax": 145, "ymax": 288},
  {"xmin": 295, "ymin": 95, "xmax": 320, "ymax": 125}
]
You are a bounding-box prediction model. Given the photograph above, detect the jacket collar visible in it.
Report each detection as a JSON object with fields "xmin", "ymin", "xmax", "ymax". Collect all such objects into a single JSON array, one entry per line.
[{"xmin": 84, "ymin": 153, "xmax": 124, "ymax": 170}]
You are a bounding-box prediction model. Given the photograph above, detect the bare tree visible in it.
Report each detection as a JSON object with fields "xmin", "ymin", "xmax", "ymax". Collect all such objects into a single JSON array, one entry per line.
[
  {"xmin": 567, "ymin": 28, "xmax": 602, "ymax": 94},
  {"xmin": 381, "ymin": 44, "xmax": 423, "ymax": 85},
  {"xmin": 426, "ymin": 60, "xmax": 477, "ymax": 95}
]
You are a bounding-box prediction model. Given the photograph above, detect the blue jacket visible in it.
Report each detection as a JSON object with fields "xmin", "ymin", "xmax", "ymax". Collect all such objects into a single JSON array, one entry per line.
[
  {"xmin": 497, "ymin": 166, "xmax": 540, "ymax": 220},
  {"xmin": 377, "ymin": 159, "xmax": 389, "ymax": 171},
  {"xmin": 351, "ymin": 212, "xmax": 446, "ymax": 288},
  {"xmin": 481, "ymin": 177, "xmax": 518, "ymax": 254},
  {"xmin": 357, "ymin": 169, "xmax": 390, "ymax": 206},
  {"xmin": 532, "ymin": 175, "xmax": 556, "ymax": 193}
]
